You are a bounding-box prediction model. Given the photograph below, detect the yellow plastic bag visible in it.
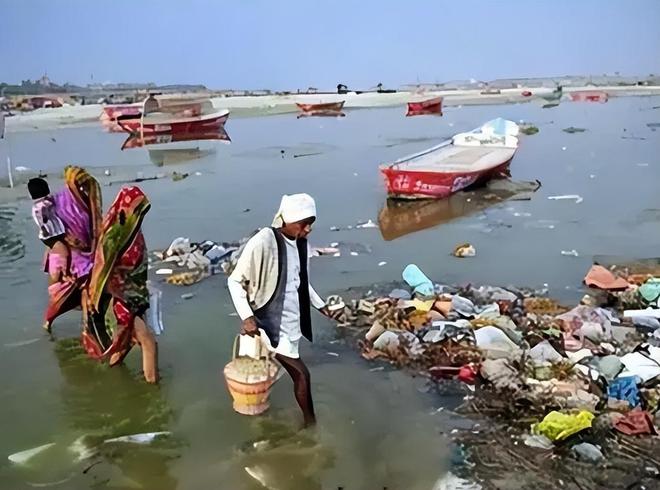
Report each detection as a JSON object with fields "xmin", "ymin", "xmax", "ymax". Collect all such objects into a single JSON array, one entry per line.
[{"xmin": 532, "ymin": 410, "xmax": 594, "ymax": 442}]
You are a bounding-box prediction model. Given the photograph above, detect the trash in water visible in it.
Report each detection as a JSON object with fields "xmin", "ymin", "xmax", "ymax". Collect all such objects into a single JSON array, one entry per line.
[
  {"xmin": 548, "ymin": 194, "xmax": 583, "ymax": 204},
  {"xmin": 356, "ymin": 219, "xmax": 378, "ymax": 229},
  {"xmin": 453, "ymin": 243, "xmax": 476, "ymax": 258},
  {"xmin": 104, "ymin": 431, "xmax": 171, "ymax": 444},
  {"xmin": 402, "ymin": 264, "xmax": 434, "ymax": 297},
  {"xmin": 561, "ymin": 250, "xmax": 579, "ymax": 257},
  {"xmin": 155, "ymin": 268, "xmax": 173, "ymax": 275},
  {"xmin": 519, "ymin": 124, "xmax": 539, "ymax": 135},
  {"xmin": 172, "ymin": 171, "xmax": 189, "ymax": 182},
  {"xmin": 8, "ymin": 443, "xmax": 56, "ymax": 464},
  {"xmin": 378, "ymin": 261, "xmax": 387, "ymax": 267},
  {"xmin": 181, "ymin": 293, "xmax": 195, "ymax": 300},
  {"xmin": 562, "ymin": 127, "xmax": 587, "ymax": 134},
  {"xmin": 326, "ymin": 352, "xmax": 340, "ymax": 357}
]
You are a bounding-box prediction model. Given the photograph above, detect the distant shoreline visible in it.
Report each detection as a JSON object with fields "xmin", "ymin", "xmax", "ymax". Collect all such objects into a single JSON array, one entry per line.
[{"xmin": 3, "ymin": 84, "xmax": 660, "ymax": 133}]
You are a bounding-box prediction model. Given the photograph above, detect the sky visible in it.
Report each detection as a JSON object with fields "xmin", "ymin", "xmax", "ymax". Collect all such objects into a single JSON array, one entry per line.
[{"xmin": 1, "ymin": 0, "xmax": 659, "ymax": 90}]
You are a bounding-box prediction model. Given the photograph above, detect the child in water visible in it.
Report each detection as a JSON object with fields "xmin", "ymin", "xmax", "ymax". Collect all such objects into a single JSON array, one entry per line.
[{"xmin": 28, "ymin": 178, "xmax": 70, "ymax": 330}]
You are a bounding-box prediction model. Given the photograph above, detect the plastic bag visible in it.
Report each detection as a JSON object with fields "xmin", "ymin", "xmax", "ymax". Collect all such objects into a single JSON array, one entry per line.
[{"xmin": 532, "ymin": 410, "xmax": 594, "ymax": 441}]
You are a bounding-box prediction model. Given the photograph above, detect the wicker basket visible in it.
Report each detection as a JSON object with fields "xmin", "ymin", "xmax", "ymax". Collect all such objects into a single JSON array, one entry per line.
[{"xmin": 223, "ymin": 335, "xmax": 280, "ymax": 416}]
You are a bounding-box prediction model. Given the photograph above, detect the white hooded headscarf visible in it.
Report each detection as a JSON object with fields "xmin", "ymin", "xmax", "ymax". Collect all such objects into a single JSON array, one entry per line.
[{"xmin": 272, "ymin": 193, "xmax": 316, "ymax": 227}]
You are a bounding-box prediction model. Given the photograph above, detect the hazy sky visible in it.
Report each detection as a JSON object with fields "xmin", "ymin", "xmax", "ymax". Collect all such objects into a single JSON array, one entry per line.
[{"xmin": 2, "ymin": 0, "xmax": 659, "ymax": 90}]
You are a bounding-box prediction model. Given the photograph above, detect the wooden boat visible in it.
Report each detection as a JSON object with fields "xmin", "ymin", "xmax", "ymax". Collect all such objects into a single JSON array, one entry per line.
[
  {"xmin": 406, "ymin": 97, "xmax": 443, "ymax": 117},
  {"xmin": 296, "ymin": 101, "xmax": 345, "ymax": 113},
  {"xmin": 99, "ymin": 104, "xmax": 141, "ymax": 132},
  {"xmin": 121, "ymin": 127, "xmax": 230, "ymax": 150},
  {"xmin": 118, "ymin": 98, "xmax": 229, "ymax": 135},
  {"xmin": 570, "ymin": 90, "xmax": 608, "ymax": 103},
  {"xmin": 380, "ymin": 119, "xmax": 519, "ymax": 200}
]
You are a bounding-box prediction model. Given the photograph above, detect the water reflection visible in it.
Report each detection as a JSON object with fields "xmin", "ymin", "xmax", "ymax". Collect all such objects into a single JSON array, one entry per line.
[
  {"xmin": 53, "ymin": 338, "xmax": 179, "ymax": 489},
  {"xmin": 121, "ymin": 127, "xmax": 231, "ymax": 150},
  {"xmin": 379, "ymin": 179, "xmax": 541, "ymax": 240},
  {"xmin": 147, "ymin": 148, "xmax": 216, "ymax": 167}
]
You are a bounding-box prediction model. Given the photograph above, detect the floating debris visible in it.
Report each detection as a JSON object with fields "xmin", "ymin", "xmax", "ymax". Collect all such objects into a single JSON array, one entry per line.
[
  {"xmin": 8, "ymin": 443, "xmax": 56, "ymax": 464},
  {"xmin": 548, "ymin": 194, "xmax": 583, "ymax": 204},
  {"xmin": 104, "ymin": 431, "xmax": 171, "ymax": 444},
  {"xmin": 562, "ymin": 127, "xmax": 587, "ymax": 134},
  {"xmin": 519, "ymin": 124, "xmax": 539, "ymax": 135}
]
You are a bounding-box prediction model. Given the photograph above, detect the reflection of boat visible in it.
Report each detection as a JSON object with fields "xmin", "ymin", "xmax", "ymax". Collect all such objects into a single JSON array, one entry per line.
[
  {"xmin": 296, "ymin": 101, "xmax": 345, "ymax": 117},
  {"xmin": 148, "ymin": 148, "xmax": 216, "ymax": 166},
  {"xmin": 121, "ymin": 127, "xmax": 230, "ymax": 150},
  {"xmin": 570, "ymin": 90, "xmax": 608, "ymax": 103},
  {"xmin": 380, "ymin": 118, "xmax": 520, "ymax": 200},
  {"xmin": 406, "ymin": 97, "xmax": 443, "ymax": 117},
  {"xmin": 378, "ymin": 195, "xmax": 489, "ymax": 240},
  {"xmin": 379, "ymin": 179, "xmax": 540, "ymax": 240}
]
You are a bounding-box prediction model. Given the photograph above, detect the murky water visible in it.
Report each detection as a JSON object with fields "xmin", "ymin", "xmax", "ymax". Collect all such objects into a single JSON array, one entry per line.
[{"xmin": 0, "ymin": 96, "xmax": 659, "ymax": 489}]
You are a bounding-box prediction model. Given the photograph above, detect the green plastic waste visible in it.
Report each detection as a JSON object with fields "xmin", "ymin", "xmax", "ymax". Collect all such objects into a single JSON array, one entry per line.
[
  {"xmin": 639, "ymin": 278, "xmax": 660, "ymax": 304},
  {"xmin": 532, "ymin": 410, "xmax": 594, "ymax": 442}
]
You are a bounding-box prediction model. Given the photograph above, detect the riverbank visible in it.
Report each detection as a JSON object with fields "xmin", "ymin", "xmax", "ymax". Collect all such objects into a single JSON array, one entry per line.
[{"xmin": 4, "ymin": 85, "xmax": 660, "ymax": 132}]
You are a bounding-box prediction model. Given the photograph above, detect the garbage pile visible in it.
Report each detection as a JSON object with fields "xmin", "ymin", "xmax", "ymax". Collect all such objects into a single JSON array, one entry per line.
[
  {"xmin": 331, "ymin": 262, "xmax": 660, "ymax": 460},
  {"xmin": 151, "ymin": 234, "xmax": 372, "ymax": 286}
]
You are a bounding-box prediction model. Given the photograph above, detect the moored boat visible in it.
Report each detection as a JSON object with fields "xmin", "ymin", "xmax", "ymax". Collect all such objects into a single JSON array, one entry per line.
[
  {"xmin": 295, "ymin": 101, "xmax": 345, "ymax": 117},
  {"xmin": 406, "ymin": 97, "xmax": 443, "ymax": 117},
  {"xmin": 100, "ymin": 104, "xmax": 142, "ymax": 132},
  {"xmin": 296, "ymin": 101, "xmax": 345, "ymax": 113},
  {"xmin": 570, "ymin": 90, "xmax": 608, "ymax": 103},
  {"xmin": 117, "ymin": 98, "xmax": 229, "ymax": 136},
  {"xmin": 380, "ymin": 118, "xmax": 520, "ymax": 200}
]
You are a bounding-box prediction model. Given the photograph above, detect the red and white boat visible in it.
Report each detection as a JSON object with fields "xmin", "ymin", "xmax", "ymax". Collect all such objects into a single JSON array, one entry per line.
[
  {"xmin": 296, "ymin": 101, "xmax": 345, "ymax": 117},
  {"xmin": 99, "ymin": 104, "xmax": 141, "ymax": 132},
  {"xmin": 406, "ymin": 97, "xmax": 443, "ymax": 117},
  {"xmin": 117, "ymin": 98, "xmax": 229, "ymax": 136},
  {"xmin": 380, "ymin": 119, "xmax": 520, "ymax": 200},
  {"xmin": 570, "ymin": 90, "xmax": 608, "ymax": 103}
]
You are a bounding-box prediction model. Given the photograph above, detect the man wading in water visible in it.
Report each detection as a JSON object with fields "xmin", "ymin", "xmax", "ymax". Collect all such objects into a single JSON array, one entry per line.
[{"xmin": 227, "ymin": 194, "xmax": 334, "ymax": 427}]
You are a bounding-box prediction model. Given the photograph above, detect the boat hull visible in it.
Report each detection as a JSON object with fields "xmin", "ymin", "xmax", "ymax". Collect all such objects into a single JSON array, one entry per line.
[
  {"xmin": 381, "ymin": 159, "xmax": 512, "ymax": 200},
  {"xmin": 296, "ymin": 101, "xmax": 345, "ymax": 112},
  {"xmin": 406, "ymin": 97, "xmax": 443, "ymax": 116},
  {"xmin": 570, "ymin": 91, "xmax": 608, "ymax": 103},
  {"xmin": 118, "ymin": 112, "xmax": 229, "ymax": 135}
]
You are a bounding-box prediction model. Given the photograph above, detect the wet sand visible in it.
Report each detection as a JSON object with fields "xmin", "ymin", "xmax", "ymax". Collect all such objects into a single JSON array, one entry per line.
[{"xmin": 0, "ymin": 95, "xmax": 659, "ymax": 489}]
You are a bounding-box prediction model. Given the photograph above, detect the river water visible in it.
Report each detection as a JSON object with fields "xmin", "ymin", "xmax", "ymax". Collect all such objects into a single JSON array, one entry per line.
[{"xmin": 0, "ymin": 96, "xmax": 659, "ymax": 489}]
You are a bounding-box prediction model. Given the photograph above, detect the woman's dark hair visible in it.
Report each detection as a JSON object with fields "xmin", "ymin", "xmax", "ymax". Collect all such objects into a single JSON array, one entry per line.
[{"xmin": 27, "ymin": 178, "xmax": 50, "ymax": 199}]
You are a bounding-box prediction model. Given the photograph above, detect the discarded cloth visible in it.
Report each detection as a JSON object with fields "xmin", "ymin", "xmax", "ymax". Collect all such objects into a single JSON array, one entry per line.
[
  {"xmin": 584, "ymin": 265, "xmax": 630, "ymax": 291},
  {"xmin": 613, "ymin": 410, "xmax": 657, "ymax": 436},
  {"xmin": 480, "ymin": 359, "xmax": 522, "ymax": 390},
  {"xmin": 532, "ymin": 410, "xmax": 594, "ymax": 441},
  {"xmin": 402, "ymin": 264, "xmax": 434, "ymax": 298},
  {"xmin": 474, "ymin": 326, "xmax": 521, "ymax": 358},
  {"xmin": 607, "ymin": 376, "xmax": 640, "ymax": 407}
]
